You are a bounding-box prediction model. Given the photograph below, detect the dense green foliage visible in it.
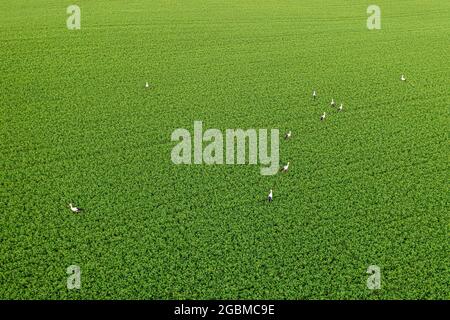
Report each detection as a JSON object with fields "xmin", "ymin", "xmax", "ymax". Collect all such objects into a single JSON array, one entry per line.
[{"xmin": 0, "ymin": 0, "xmax": 448, "ymax": 299}]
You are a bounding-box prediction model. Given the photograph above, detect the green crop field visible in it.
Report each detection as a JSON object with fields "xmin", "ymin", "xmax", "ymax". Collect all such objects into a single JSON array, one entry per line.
[{"xmin": 0, "ymin": 0, "xmax": 448, "ymax": 300}]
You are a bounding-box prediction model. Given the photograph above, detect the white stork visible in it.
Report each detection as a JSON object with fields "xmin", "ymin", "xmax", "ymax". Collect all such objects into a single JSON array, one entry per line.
[
  {"xmin": 313, "ymin": 90, "xmax": 317, "ymax": 99},
  {"xmin": 285, "ymin": 131, "xmax": 292, "ymax": 140},
  {"xmin": 338, "ymin": 103, "xmax": 343, "ymax": 112},
  {"xmin": 268, "ymin": 189, "xmax": 273, "ymax": 202},
  {"xmin": 331, "ymin": 98, "xmax": 336, "ymax": 107},
  {"xmin": 401, "ymin": 74, "xmax": 406, "ymax": 82},
  {"xmin": 145, "ymin": 81, "xmax": 150, "ymax": 88},
  {"xmin": 321, "ymin": 112, "xmax": 326, "ymax": 121},
  {"xmin": 281, "ymin": 162, "xmax": 290, "ymax": 173},
  {"xmin": 69, "ymin": 203, "xmax": 82, "ymax": 213}
]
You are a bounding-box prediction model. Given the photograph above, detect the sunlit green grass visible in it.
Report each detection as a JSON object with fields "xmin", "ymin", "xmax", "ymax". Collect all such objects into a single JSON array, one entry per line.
[{"xmin": 0, "ymin": 0, "xmax": 448, "ymax": 299}]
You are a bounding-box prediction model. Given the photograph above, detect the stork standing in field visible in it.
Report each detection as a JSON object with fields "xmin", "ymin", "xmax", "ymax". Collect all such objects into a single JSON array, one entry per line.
[
  {"xmin": 285, "ymin": 130, "xmax": 292, "ymax": 140},
  {"xmin": 338, "ymin": 103, "xmax": 343, "ymax": 112},
  {"xmin": 281, "ymin": 162, "xmax": 290, "ymax": 173},
  {"xmin": 321, "ymin": 112, "xmax": 326, "ymax": 121},
  {"xmin": 69, "ymin": 203, "xmax": 82, "ymax": 213},
  {"xmin": 145, "ymin": 81, "xmax": 150, "ymax": 88},
  {"xmin": 331, "ymin": 98, "xmax": 336, "ymax": 107},
  {"xmin": 401, "ymin": 74, "xmax": 406, "ymax": 82},
  {"xmin": 268, "ymin": 189, "xmax": 273, "ymax": 202},
  {"xmin": 313, "ymin": 90, "xmax": 317, "ymax": 99}
]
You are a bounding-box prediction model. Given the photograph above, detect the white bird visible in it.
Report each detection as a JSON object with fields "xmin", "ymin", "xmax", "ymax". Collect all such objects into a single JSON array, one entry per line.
[
  {"xmin": 268, "ymin": 189, "xmax": 273, "ymax": 202},
  {"xmin": 401, "ymin": 74, "xmax": 406, "ymax": 81},
  {"xmin": 331, "ymin": 98, "xmax": 336, "ymax": 107},
  {"xmin": 145, "ymin": 81, "xmax": 150, "ymax": 88},
  {"xmin": 281, "ymin": 161, "xmax": 290, "ymax": 173},
  {"xmin": 338, "ymin": 103, "xmax": 343, "ymax": 112},
  {"xmin": 285, "ymin": 131, "xmax": 292, "ymax": 140},
  {"xmin": 321, "ymin": 112, "xmax": 326, "ymax": 121},
  {"xmin": 313, "ymin": 90, "xmax": 317, "ymax": 99},
  {"xmin": 69, "ymin": 203, "xmax": 82, "ymax": 213}
]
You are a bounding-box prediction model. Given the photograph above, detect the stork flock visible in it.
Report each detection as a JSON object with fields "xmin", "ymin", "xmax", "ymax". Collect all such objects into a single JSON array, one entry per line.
[
  {"xmin": 267, "ymin": 74, "xmax": 407, "ymax": 202},
  {"xmin": 67, "ymin": 75, "xmax": 409, "ymax": 211}
]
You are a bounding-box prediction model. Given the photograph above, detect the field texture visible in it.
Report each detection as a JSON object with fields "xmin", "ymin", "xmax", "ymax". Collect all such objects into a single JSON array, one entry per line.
[{"xmin": 0, "ymin": 0, "xmax": 449, "ymax": 299}]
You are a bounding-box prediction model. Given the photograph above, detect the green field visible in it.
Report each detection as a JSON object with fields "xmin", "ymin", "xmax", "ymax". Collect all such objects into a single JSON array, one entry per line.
[{"xmin": 1, "ymin": 0, "xmax": 448, "ymax": 299}]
